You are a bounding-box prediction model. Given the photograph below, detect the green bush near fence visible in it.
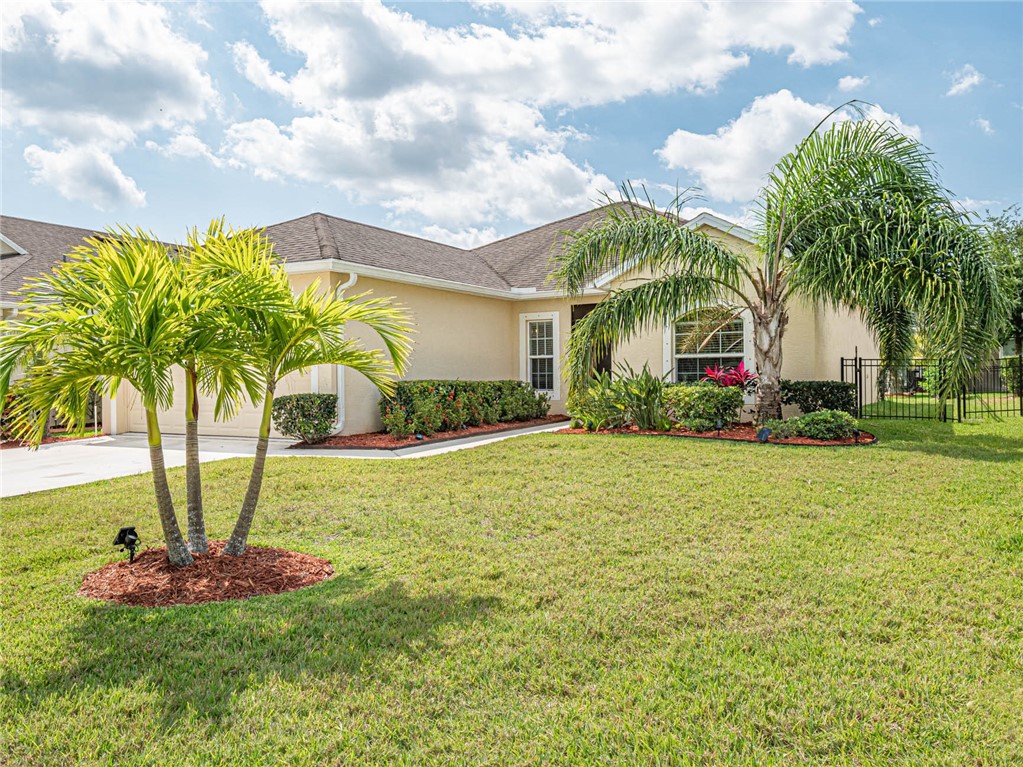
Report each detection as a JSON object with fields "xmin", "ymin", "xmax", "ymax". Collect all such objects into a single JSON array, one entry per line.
[{"xmin": 780, "ymin": 380, "xmax": 856, "ymax": 414}]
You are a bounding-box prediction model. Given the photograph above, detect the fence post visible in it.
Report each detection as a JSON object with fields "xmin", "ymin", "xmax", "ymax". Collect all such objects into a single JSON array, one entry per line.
[
  {"xmin": 855, "ymin": 355, "xmax": 863, "ymax": 417},
  {"xmin": 1018, "ymin": 353, "xmax": 1022, "ymax": 417}
]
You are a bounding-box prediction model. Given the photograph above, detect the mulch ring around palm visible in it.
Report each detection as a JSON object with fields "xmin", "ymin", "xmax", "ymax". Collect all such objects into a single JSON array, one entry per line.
[
  {"xmin": 558, "ymin": 424, "xmax": 876, "ymax": 446},
  {"xmin": 78, "ymin": 540, "xmax": 334, "ymax": 607}
]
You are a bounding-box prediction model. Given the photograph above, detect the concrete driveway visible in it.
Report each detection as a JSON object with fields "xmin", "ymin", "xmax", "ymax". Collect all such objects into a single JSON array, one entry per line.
[{"xmin": 1, "ymin": 421, "xmax": 568, "ymax": 498}]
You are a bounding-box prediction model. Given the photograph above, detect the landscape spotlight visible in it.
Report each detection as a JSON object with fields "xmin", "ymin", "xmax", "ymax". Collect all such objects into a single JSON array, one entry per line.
[
  {"xmin": 853, "ymin": 428, "xmax": 861, "ymax": 443},
  {"xmin": 113, "ymin": 526, "xmax": 140, "ymax": 563},
  {"xmin": 756, "ymin": 427, "xmax": 772, "ymax": 444},
  {"xmin": 715, "ymin": 418, "xmax": 723, "ymax": 436}
]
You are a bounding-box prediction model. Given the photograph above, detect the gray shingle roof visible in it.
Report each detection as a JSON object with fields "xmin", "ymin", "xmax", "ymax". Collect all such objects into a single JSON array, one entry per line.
[
  {"xmin": 263, "ymin": 213, "xmax": 512, "ymax": 291},
  {"xmin": 1, "ymin": 204, "xmax": 663, "ymax": 299},
  {"xmin": 1, "ymin": 216, "xmax": 99, "ymax": 300}
]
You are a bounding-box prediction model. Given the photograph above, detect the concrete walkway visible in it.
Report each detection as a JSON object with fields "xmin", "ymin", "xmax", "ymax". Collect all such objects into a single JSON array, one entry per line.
[{"xmin": 0, "ymin": 421, "xmax": 568, "ymax": 498}]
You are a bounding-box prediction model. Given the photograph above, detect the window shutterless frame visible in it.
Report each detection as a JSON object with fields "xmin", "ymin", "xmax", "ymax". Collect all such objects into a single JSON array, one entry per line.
[{"xmin": 519, "ymin": 311, "xmax": 560, "ymax": 399}]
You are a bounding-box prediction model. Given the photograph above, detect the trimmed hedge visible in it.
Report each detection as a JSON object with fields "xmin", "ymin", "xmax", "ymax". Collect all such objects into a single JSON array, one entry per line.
[
  {"xmin": 379, "ymin": 380, "xmax": 550, "ymax": 436},
  {"xmin": 781, "ymin": 379, "xmax": 856, "ymax": 415},
  {"xmin": 272, "ymin": 394, "xmax": 338, "ymax": 444},
  {"xmin": 663, "ymin": 382, "xmax": 744, "ymax": 425}
]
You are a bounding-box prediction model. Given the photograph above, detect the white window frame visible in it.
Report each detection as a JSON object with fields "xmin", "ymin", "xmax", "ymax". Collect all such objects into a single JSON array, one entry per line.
[
  {"xmin": 519, "ymin": 311, "xmax": 560, "ymax": 400},
  {"xmin": 662, "ymin": 306, "xmax": 755, "ymax": 403}
]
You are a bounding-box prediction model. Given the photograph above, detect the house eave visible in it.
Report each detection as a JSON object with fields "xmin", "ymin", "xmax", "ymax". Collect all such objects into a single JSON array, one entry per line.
[{"xmin": 282, "ymin": 259, "xmax": 604, "ymax": 300}]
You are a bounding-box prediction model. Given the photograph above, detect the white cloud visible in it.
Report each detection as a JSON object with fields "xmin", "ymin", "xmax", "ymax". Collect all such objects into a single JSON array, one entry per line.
[
  {"xmin": 656, "ymin": 90, "xmax": 921, "ymax": 203},
  {"xmin": 418, "ymin": 225, "xmax": 498, "ymax": 249},
  {"xmin": 838, "ymin": 75, "xmax": 870, "ymax": 92},
  {"xmin": 956, "ymin": 197, "xmax": 996, "ymax": 214},
  {"xmin": 868, "ymin": 17, "xmax": 882, "ymax": 27},
  {"xmin": 145, "ymin": 130, "xmax": 224, "ymax": 167},
  {"xmin": 24, "ymin": 144, "xmax": 146, "ymax": 210},
  {"xmin": 946, "ymin": 64, "xmax": 984, "ymax": 96},
  {"xmin": 973, "ymin": 117, "xmax": 995, "ymax": 135},
  {"xmin": 220, "ymin": 1, "xmax": 859, "ymax": 227},
  {"xmin": 2, "ymin": 1, "xmax": 215, "ymax": 201}
]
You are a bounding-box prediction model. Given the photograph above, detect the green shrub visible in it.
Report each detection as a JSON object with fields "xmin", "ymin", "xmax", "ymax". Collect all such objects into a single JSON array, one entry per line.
[
  {"xmin": 764, "ymin": 410, "xmax": 857, "ymax": 441},
  {"xmin": 380, "ymin": 402, "xmax": 414, "ymax": 438},
  {"xmin": 663, "ymin": 382, "xmax": 743, "ymax": 425},
  {"xmin": 272, "ymin": 394, "xmax": 338, "ymax": 444},
  {"xmin": 795, "ymin": 409, "xmax": 857, "ymax": 440},
  {"xmin": 780, "ymin": 380, "xmax": 856, "ymax": 414},
  {"xmin": 680, "ymin": 417, "xmax": 716, "ymax": 433},
  {"xmin": 1001, "ymin": 357, "xmax": 1022, "ymax": 395},
  {"xmin": 379, "ymin": 380, "xmax": 549, "ymax": 436},
  {"xmin": 763, "ymin": 418, "xmax": 797, "ymax": 439}
]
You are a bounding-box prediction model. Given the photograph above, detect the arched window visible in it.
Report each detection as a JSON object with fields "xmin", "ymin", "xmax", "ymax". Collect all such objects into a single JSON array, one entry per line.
[{"xmin": 671, "ymin": 308, "xmax": 749, "ymax": 384}]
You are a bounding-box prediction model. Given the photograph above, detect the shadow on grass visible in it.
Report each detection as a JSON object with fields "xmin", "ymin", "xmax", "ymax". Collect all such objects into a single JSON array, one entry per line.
[
  {"xmin": 867, "ymin": 418, "xmax": 1023, "ymax": 463},
  {"xmin": 3, "ymin": 571, "xmax": 499, "ymax": 727}
]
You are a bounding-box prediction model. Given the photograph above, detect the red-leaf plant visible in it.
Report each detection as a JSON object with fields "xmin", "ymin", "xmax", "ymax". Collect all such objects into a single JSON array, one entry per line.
[{"xmin": 703, "ymin": 361, "xmax": 759, "ymax": 395}]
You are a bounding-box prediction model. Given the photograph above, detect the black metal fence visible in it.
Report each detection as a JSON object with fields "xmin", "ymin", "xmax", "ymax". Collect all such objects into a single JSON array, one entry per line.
[{"xmin": 840, "ymin": 356, "xmax": 1023, "ymax": 421}]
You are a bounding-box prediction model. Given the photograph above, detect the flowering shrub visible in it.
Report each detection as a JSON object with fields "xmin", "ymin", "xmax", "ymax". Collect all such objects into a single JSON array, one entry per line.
[{"xmin": 379, "ymin": 380, "xmax": 549, "ymax": 436}]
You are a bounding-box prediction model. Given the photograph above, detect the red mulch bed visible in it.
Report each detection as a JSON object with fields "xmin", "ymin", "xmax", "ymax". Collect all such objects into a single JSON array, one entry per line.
[
  {"xmin": 0, "ymin": 431, "xmax": 103, "ymax": 450},
  {"xmin": 558, "ymin": 423, "xmax": 876, "ymax": 446},
  {"xmin": 295, "ymin": 415, "xmax": 567, "ymax": 450},
  {"xmin": 78, "ymin": 540, "xmax": 334, "ymax": 607}
]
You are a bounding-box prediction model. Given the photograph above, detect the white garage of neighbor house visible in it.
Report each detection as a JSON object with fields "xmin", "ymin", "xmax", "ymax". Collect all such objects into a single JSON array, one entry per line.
[{"xmin": 0, "ymin": 209, "xmax": 878, "ymax": 438}]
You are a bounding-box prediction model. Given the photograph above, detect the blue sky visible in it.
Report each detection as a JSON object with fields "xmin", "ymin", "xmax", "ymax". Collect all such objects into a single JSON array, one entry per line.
[{"xmin": 2, "ymin": 1, "xmax": 1020, "ymax": 246}]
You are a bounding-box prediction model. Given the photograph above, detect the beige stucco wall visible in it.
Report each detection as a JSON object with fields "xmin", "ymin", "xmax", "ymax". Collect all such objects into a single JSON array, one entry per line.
[
  {"xmin": 341, "ymin": 276, "xmax": 518, "ymax": 434},
  {"xmin": 108, "ymin": 222, "xmax": 881, "ymax": 438}
]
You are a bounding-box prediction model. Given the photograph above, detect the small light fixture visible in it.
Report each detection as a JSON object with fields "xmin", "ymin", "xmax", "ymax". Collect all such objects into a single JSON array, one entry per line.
[
  {"xmin": 414, "ymin": 433, "xmax": 424, "ymax": 440},
  {"xmin": 853, "ymin": 428, "xmax": 861, "ymax": 443},
  {"xmin": 756, "ymin": 427, "xmax": 772, "ymax": 443},
  {"xmin": 715, "ymin": 418, "xmax": 723, "ymax": 436},
  {"xmin": 113, "ymin": 526, "xmax": 140, "ymax": 563}
]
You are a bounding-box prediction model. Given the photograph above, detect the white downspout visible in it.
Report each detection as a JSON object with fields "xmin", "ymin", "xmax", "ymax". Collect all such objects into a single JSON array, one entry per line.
[{"xmin": 331, "ymin": 273, "xmax": 359, "ymax": 433}]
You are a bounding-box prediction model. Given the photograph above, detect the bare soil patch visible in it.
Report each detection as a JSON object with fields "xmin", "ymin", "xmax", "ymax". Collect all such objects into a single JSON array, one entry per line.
[
  {"xmin": 558, "ymin": 423, "xmax": 876, "ymax": 446},
  {"xmin": 78, "ymin": 540, "xmax": 334, "ymax": 607},
  {"xmin": 296, "ymin": 415, "xmax": 567, "ymax": 450}
]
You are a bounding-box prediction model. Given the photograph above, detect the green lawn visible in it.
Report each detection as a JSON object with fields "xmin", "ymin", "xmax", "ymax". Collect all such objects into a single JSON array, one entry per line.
[{"xmin": 2, "ymin": 419, "xmax": 1022, "ymax": 766}]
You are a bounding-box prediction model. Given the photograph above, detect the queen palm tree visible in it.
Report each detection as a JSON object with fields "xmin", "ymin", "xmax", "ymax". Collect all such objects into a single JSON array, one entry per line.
[
  {"xmin": 0, "ymin": 229, "xmax": 195, "ymax": 566},
  {"xmin": 556, "ymin": 113, "xmax": 1005, "ymax": 421},
  {"xmin": 221, "ymin": 275, "xmax": 412, "ymax": 557}
]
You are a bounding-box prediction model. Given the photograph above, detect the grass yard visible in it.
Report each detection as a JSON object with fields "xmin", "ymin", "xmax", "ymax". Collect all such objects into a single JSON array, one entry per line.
[{"xmin": 2, "ymin": 419, "xmax": 1022, "ymax": 765}]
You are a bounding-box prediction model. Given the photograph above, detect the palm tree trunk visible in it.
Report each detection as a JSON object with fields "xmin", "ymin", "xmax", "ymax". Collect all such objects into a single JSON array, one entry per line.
[
  {"xmin": 223, "ymin": 384, "xmax": 275, "ymax": 556},
  {"xmin": 146, "ymin": 407, "xmax": 193, "ymax": 567},
  {"xmin": 753, "ymin": 300, "xmax": 788, "ymax": 423},
  {"xmin": 184, "ymin": 365, "xmax": 208, "ymax": 553}
]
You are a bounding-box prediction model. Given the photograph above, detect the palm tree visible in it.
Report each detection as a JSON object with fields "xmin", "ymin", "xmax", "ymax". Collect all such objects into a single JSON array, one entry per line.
[
  {"xmin": 0, "ymin": 229, "xmax": 195, "ymax": 566},
  {"xmin": 222, "ymin": 276, "xmax": 412, "ymax": 556},
  {"xmin": 556, "ymin": 114, "xmax": 1006, "ymax": 421},
  {"xmin": 173, "ymin": 221, "xmax": 284, "ymax": 554}
]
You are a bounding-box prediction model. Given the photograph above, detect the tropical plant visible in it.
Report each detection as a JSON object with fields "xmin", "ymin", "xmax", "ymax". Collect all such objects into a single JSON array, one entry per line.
[
  {"xmin": 985, "ymin": 206, "xmax": 1023, "ymax": 357},
  {"xmin": 555, "ymin": 108, "xmax": 1006, "ymax": 421},
  {"xmin": 702, "ymin": 361, "xmax": 758, "ymax": 394},
  {"xmin": 0, "ymin": 228, "xmax": 195, "ymax": 566},
  {"xmin": 222, "ymin": 279, "xmax": 412, "ymax": 556},
  {"xmin": 615, "ymin": 362, "xmax": 671, "ymax": 430}
]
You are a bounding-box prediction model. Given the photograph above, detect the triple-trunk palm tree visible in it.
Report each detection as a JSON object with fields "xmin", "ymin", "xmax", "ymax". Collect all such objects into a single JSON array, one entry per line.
[
  {"xmin": 0, "ymin": 229, "xmax": 197, "ymax": 566},
  {"xmin": 1, "ymin": 222, "xmax": 412, "ymax": 566},
  {"xmin": 556, "ymin": 115, "xmax": 1006, "ymax": 420}
]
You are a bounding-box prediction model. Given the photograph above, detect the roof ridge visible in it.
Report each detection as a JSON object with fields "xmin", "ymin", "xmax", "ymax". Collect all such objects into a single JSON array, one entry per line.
[
  {"xmin": 0, "ymin": 214, "xmax": 100, "ymax": 237},
  {"xmin": 311, "ymin": 212, "xmax": 340, "ymax": 260}
]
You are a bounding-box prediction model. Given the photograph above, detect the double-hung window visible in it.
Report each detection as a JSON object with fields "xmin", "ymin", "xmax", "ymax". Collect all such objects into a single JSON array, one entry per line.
[
  {"xmin": 520, "ymin": 312, "xmax": 560, "ymax": 398},
  {"xmin": 673, "ymin": 309, "xmax": 746, "ymax": 383}
]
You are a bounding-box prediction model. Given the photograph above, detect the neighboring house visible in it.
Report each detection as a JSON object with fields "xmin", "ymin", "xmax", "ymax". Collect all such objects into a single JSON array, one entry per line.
[{"xmin": 0, "ymin": 209, "xmax": 877, "ymax": 437}]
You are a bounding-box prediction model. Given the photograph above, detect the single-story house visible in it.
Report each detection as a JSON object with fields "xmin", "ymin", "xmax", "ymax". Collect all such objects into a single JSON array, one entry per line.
[{"xmin": 1, "ymin": 209, "xmax": 877, "ymax": 437}]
